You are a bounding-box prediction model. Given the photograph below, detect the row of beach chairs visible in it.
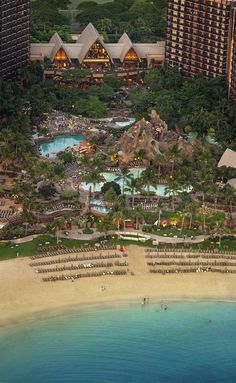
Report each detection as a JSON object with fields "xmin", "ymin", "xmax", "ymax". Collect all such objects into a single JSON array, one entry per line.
[
  {"xmin": 30, "ymin": 253, "xmax": 128, "ymax": 267},
  {"xmin": 145, "ymin": 248, "xmax": 236, "ymax": 255},
  {"xmin": 150, "ymin": 268, "xmax": 236, "ymax": 274},
  {"xmin": 35, "ymin": 261, "xmax": 129, "ymax": 274},
  {"xmin": 42, "ymin": 269, "xmax": 128, "ymax": 282},
  {"xmin": 147, "ymin": 261, "xmax": 236, "ymax": 267},
  {"xmin": 31, "ymin": 245, "xmax": 117, "ymax": 260},
  {"xmin": 145, "ymin": 254, "xmax": 236, "ymax": 260}
]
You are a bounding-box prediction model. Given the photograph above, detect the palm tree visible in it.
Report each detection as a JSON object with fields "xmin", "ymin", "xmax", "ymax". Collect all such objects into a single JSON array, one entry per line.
[
  {"xmin": 165, "ymin": 176, "xmax": 181, "ymax": 212},
  {"xmin": 193, "ymin": 168, "xmax": 212, "ymax": 204},
  {"xmin": 198, "ymin": 205, "xmax": 209, "ymax": 233},
  {"xmin": 33, "ymin": 201, "xmax": 44, "ymax": 231},
  {"xmin": 211, "ymin": 219, "xmax": 229, "ymax": 248},
  {"xmin": 134, "ymin": 149, "xmax": 147, "ymax": 163},
  {"xmin": 157, "ymin": 199, "xmax": 163, "ymax": 227},
  {"xmin": 83, "ymin": 170, "xmax": 105, "ymax": 200},
  {"xmin": 166, "ymin": 144, "xmax": 182, "ymax": 175},
  {"xmin": 131, "ymin": 206, "xmax": 145, "ymax": 230},
  {"xmin": 112, "ymin": 210, "xmax": 125, "ymax": 233},
  {"xmin": 96, "ymin": 216, "xmax": 113, "ymax": 238},
  {"xmin": 124, "ymin": 177, "xmax": 140, "ymax": 208},
  {"xmin": 114, "ymin": 167, "xmax": 132, "ymax": 195},
  {"xmin": 187, "ymin": 200, "xmax": 199, "ymax": 230},
  {"xmin": 178, "ymin": 192, "xmax": 192, "ymax": 232},
  {"xmin": 139, "ymin": 167, "xmax": 157, "ymax": 198},
  {"xmin": 134, "ymin": 149, "xmax": 148, "ymax": 175},
  {"xmin": 224, "ymin": 184, "xmax": 235, "ymax": 214},
  {"xmin": 53, "ymin": 218, "xmax": 66, "ymax": 244},
  {"xmin": 154, "ymin": 154, "xmax": 166, "ymax": 178}
]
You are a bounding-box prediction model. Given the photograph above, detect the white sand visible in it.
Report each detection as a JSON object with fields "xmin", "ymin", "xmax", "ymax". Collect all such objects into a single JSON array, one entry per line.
[{"xmin": 0, "ymin": 245, "xmax": 236, "ymax": 326}]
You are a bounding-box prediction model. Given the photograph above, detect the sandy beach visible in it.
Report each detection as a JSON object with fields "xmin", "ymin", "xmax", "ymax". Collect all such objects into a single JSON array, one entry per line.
[{"xmin": 1, "ymin": 245, "xmax": 236, "ymax": 327}]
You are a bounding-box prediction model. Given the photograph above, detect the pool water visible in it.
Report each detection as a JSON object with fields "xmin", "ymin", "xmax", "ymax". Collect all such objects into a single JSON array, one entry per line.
[
  {"xmin": 91, "ymin": 206, "xmax": 109, "ymax": 214},
  {"xmin": 81, "ymin": 168, "xmax": 168, "ymax": 196},
  {"xmin": 90, "ymin": 199, "xmax": 109, "ymax": 214},
  {"xmin": 188, "ymin": 133, "xmax": 217, "ymax": 145},
  {"xmin": 90, "ymin": 199, "xmax": 106, "ymax": 206},
  {"xmin": 115, "ymin": 118, "xmax": 136, "ymax": 127},
  {"xmin": 39, "ymin": 135, "xmax": 84, "ymax": 157}
]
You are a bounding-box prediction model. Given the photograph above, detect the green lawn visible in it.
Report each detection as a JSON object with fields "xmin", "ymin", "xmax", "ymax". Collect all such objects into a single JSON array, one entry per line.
[
  {"xmin": 0, "ymin": 236, "xmax": 104, "ymax": 262},
  {"xmin": 142, "ymin": 227, "xmax": 202, "ymax": 238},
  {"xmin": 0, "ymin": 234, "xmax": 236, "ymax": 262}
]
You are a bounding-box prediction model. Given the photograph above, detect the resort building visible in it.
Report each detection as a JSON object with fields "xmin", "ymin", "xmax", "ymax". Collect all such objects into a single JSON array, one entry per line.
[
  {"xmin": 228, "ymin": 4, "xmax": 236, "ymax": 102},
  {"xmin": 30, "ymin": 23, "xmax": 165, "ymax": 79},
  {"xmin": 218, "ymin": 148, "xmax": 236, "ymax": 169},
  {"xmin": 0, "ymin": 0, "xmax": 30, "ymax": 78},
  {"xmin": 165, "ymin": 0, "xmax": 236, "ymax": 80}
]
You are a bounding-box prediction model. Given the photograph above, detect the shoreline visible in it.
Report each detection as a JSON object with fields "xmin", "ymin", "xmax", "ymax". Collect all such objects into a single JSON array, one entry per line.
[
  {"xmin": 1, "ymin": 245, "xmax": 236, "ymax": 328},
  {"xmin": 2, "ymin": 296, "xmax": 236, "ymax": 331}
]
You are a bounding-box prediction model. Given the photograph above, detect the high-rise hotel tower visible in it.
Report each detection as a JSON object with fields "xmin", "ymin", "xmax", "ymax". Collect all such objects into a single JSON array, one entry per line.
[
  {"xmin": 165, "ymin": 0, "xmax": 236, "ymax": 101},
  {"xmin": 228, "ymin": 5, "xmax": 236, "ymax": 102},
  {"xmin": 0, "ymin": 0, "xmax": 30, "ymax": 78}
]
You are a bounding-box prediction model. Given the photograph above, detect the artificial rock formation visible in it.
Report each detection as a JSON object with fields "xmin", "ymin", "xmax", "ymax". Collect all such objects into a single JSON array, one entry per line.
[
  {"xmin": 119, "ymin": 117, "xmax": 162, "ymax": 163},
  {"xmin": 118, "ymin": 110, "xmax": 193, "ymax": 163}
]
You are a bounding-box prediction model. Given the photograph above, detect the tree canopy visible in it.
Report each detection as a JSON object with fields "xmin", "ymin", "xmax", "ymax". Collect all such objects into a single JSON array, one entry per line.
[{"xmin": 76, "ymin": 0, "xmax": 167, "ymax": 43}]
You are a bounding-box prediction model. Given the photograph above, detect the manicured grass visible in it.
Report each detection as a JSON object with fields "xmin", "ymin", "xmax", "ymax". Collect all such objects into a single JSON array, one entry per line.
[
  {"xmin": 0, "ymin": 234, "xmax": 235, "ymax": 262},
  {"xmin": 142, "ymin": 227, "xmax": 202, "ymax": 238},
  {"xmin": 0, "ymin": 236, "xmax": 104, "ymax": 262}
]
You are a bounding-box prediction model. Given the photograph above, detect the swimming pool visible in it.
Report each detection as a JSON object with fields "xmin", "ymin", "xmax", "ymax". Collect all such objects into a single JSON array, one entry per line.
[
  {"xmin": 39, "ymin": 135, "xmax": 84, "ymax": 157},
  {"xmin": 91, "ymin": 206, "xmax": 109, "ymax": 214},
  {"xmin": 90, "ymin": 199, "xmax": 109, "ymax": 214},
  {"xmin": 115, "ymin": 118, "xmax": 136, "ymax": 127},
  {"xmin": 81, "ymin": 168, "xmax": 168, "ymax": 196},
  {"xmin": 187, "ymin": 133, "xmax": 218, "ymax": 145},
  {"xmin": 90, "ymin": 199, "xmax": 106, "ymax": 206}
]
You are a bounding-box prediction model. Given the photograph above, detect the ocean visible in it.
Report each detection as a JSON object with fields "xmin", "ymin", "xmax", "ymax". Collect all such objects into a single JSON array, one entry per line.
[{"xmin": 0, "ymin": 301, "xmax": 236, "ymax": 383}]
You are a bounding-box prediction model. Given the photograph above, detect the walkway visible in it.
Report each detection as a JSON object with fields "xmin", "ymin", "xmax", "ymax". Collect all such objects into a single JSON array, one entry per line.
[
  {"xmin": 8, "ymin": 229, "xmax": 209, "ymax": 245},
  {"xmin": 60, "ymin": 228, "xmax": 209, "ymax": 244}
]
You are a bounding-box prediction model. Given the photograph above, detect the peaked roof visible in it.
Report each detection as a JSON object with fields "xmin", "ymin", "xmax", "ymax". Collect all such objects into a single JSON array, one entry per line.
[
  {"xmin": 30, "ymin": 24, "xmax": 165, "ymax": 64},
  {"xmin": 77, "ymin": 23, "xmax": 113, "ymax": 63},
  {"xmin": 49, "ymin": 32, "xmax": 71, "ymax": 62},
  {"xmin": 118, "ymin": 33, "xmax": 140, "ymax": 62},
  {"xmin": 218, "ymin": 148, "xmax": 236, "ymax": 169}
]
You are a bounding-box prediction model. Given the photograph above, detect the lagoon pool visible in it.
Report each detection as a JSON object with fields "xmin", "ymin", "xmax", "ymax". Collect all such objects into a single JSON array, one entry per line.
[
  {"xmin": 81, "ymin": 168, "xmax": 168, "ymax": 196},
  {"xmin": 39, "ymin": 135, "xmax": 84, "ymax": 157}
]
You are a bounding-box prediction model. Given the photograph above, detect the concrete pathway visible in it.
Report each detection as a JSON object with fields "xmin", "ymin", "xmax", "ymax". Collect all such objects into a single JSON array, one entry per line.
[
  {"xmin": 9, "ymin": 229, "xmax": 209, "ymax": 245},
  {"xmin": 60, "ymin": 228, "xmax": 209, "ymax": 244}
]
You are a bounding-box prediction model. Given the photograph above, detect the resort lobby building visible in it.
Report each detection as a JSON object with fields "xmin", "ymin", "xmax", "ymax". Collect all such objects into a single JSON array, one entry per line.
[
  {"xmin": 30, "ymin": 23, "xmax": 165, "ymax": 79},
  {"xmin": 0, "ymin": 0, "xmax": 30, "ymax": 78}
]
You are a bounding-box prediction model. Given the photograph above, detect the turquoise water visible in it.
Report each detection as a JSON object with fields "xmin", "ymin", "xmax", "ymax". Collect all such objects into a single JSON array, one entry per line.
[
  {"xmin": 91, "ymin": 205, "xmax": 110, "ymax": 214},
  {"xmin": 39, "ymin": 135, "xmax": 84, "ymax": 157},
  {"xmin": 115, "ymin": 118, "xmax": 136, "ymax": 127},
  {"xmin": 188, "ymin": 133, "xmax": 218, "ymax": 145},
  {"xmin": 1, "ymin": 301, "xmax": 236, "ymax": 382},
  {"xmin": 81, "ymin": 168, "xmax": 168, "ymax": 196}
]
